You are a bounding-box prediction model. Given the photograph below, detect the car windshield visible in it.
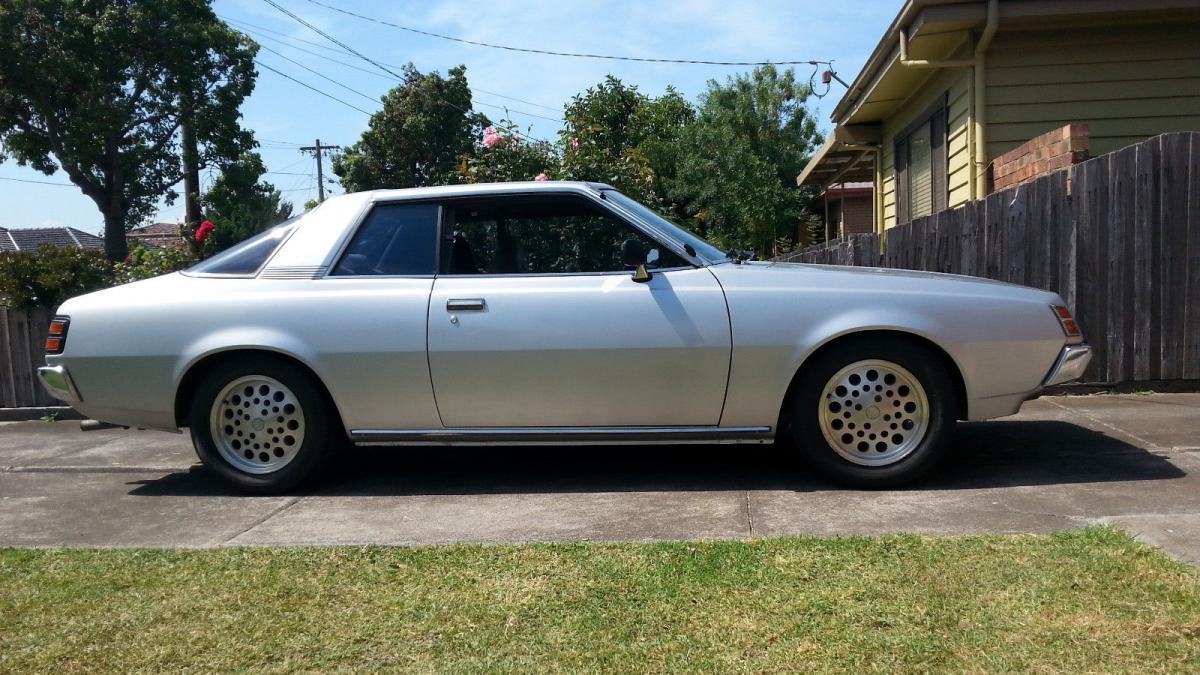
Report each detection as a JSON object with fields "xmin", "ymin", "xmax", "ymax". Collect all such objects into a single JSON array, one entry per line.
[
  {"xmin": 185, "ymin": 216, "xmax": 303, "ymax": 276},
  {"xmin": 601, "ymin": 190, "xmax": 727, "ymax": 263}
]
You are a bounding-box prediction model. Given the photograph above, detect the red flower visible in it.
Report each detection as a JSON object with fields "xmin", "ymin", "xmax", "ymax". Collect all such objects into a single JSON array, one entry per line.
[{"xmin": 195, "ymin": 220, "xmax": 215, "ymax": 243}]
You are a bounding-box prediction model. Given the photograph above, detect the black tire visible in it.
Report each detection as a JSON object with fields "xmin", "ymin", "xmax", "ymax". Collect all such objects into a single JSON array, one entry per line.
[
  {"xmin": 189, "ymin": 355, "xmax": 337, "ymax": 494},
  {"xmin": 788, "ymin": 337, "xmax": 956, "ymax": 488}
]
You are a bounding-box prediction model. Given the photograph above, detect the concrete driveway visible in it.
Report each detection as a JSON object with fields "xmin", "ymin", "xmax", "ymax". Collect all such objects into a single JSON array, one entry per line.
[{"xmin": 1, "ymin": 393, "xmax": 1198, "ymax": 562}]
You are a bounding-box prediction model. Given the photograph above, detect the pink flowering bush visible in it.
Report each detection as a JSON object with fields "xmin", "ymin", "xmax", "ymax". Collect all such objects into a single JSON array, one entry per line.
[
  {"xmin": 461, "ymin": 118, "xmax": 558, "ymax": 183},
  {"xmin": 481, "ymin": 126, "xmax": 503, "ymax": 148}
]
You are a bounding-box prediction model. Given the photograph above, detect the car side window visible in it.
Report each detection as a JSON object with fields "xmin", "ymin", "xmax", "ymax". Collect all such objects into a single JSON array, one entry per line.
[
  {"xmin": 332, "ymin": 203, "xmax": 439, "ymax": 276},
  {"xmin": 442, "ymin": 194, "xmax": 687, "ymax": 275},
  {"xmin": 186, "ymin": 217, "xmax": 300, "ymax": 276}
]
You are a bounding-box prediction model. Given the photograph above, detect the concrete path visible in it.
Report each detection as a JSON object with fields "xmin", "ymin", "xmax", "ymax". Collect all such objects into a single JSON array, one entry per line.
[{"xmin": 1, "ymin": 393, "xmax": 1198, "ymax": 562}]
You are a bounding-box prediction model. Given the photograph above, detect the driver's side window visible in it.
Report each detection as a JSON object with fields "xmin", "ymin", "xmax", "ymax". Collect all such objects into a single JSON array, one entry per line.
[{"xmin": 441, "ymin": 194, "xmax": 686, "ymax": 275}]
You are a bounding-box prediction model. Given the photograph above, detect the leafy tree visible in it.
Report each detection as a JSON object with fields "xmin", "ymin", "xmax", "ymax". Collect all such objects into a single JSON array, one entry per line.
[
  {"xmin": 200, "ymin": 152, "xmax": 292, "ymax": 255},
  {"xmin": 668, "ymin": 65, "xmax": 823, "ymax": 255},
  {"xmin": 0, "ymin": 246, "xmax": 113, "ymax": 311},
  {"xmin": 559, "ymin": 77, "xmax": 694, "ymax": 208},
  {"xmin": 0, "ymin": 0, "xmax": 257, "ymax": 261},
  {"xmin": 460, "ymin": 121, "xmax": 558, "ymax": 183},
  {"xmin": 334, "ymin": 64, "xmax": 485, "ymax": 192}
]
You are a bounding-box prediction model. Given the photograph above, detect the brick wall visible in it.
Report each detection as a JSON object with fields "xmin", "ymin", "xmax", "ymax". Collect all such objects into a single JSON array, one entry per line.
[{"xmin": 991, "ymin": 123, "xmax": 1090, "ymax": 193}]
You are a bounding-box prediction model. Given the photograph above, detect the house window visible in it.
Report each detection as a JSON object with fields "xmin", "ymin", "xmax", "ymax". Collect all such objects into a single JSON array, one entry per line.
[{"xmin": 894, "ymin": 96, "xmax": 948, "ymax": 224}]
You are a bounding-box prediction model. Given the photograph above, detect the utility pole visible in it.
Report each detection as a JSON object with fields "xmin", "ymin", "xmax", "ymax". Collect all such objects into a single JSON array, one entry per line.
[{"xmin": 300, "ymin": 138, "xmax": 341, "ymax": 202}]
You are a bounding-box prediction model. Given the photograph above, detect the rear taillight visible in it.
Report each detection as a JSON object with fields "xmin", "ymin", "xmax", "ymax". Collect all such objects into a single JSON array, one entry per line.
[
  {"xmin": 1051, "ymin": 305, "xmax": 1081, "ymax": 339},
  {"xmin": 45, "ymin": 316, "xmax": 69, "ymax": 354}
]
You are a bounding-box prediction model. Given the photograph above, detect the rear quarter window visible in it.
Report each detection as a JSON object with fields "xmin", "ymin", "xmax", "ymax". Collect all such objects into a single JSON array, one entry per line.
[{"xmin": 185, "ymin": 217, "xmax": 300, "ymax": 276}]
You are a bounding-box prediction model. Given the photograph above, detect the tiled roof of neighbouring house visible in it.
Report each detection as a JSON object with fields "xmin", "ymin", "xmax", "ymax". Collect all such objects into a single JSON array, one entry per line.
[
  {"xmin": 130, "ymin": 221, "xmax": 181, "ymax": 236},
  {"xmin": 128, "ymin": 222, "xmax": 183, "ymax": 248},
  {"xmin": 0, "ymin": 226, "xmax": 105, "ymax": 252}
]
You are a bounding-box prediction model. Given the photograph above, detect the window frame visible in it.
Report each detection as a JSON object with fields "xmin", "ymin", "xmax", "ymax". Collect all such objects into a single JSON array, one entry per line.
[
  {"xmin": 326, "ymin": 202, "xmax": 444, "ymax": 279},
  {"xmin": 320, "ymin": 188, "xmax": 703, "ymax": 281},
  {"xmin": 435, "ymin": 192, "xmax": 696, "ymax": 278},
  {"xmin": 894, "ymin": 93, "xmax": 949, "ymax": 225}
]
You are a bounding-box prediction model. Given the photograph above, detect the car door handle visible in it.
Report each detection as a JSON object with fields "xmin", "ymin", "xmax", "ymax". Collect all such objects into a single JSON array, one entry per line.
[{"xmin": 446, "ymin": 298, "xmax": 486, "ymax": 312}]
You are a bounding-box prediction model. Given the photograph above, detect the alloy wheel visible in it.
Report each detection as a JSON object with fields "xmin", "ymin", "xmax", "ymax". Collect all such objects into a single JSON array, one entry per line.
[{"xmin": 817, "ymin": 359, "xmax": 930, "ymax": 467}]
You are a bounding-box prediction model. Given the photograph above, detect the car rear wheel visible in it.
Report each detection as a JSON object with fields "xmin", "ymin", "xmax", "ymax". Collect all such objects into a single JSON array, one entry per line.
[
  {"xmin": 189, "ymin": 357, "xmax": 335, "ymax": 494},
  {"xmin": 789, "ymin": 338, "xmax": 955, "ymax": 488}
]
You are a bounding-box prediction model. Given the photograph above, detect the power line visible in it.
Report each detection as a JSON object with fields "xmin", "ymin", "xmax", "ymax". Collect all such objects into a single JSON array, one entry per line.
[
  {"xmin": 274, "ymin": 155, "xmax": 315, "ymax": 172},
  {"xmin": 257, "ymin": 42, "xmax": 379, "ymax": 103},
  {"xmin": 259, "ymin": 0, "xmax": 553, "ymax": 143},
  {"xmin": 226, "ymin": 16, "xmax": 353, "ymax": 56},
  {"xmin": 225, "ymin": 17, "xmax": 562, "ymax": 114},
  {"xmin": 255, "ymin": 60, "xmax": 374, "ymax": 115},
  {"xmin": 262, "ymin": 1, "xmax": 405, "ymax": 84},
  {"xmin": 0, "ymin": 176, "xmax": 75, "ymax": 187},
  {"xmin": 258, "ymin": 136, "xmax": 305, "ymax": 146},
  {"xmin": 302, "ymin": 0, "xmax": 823, "ymax": 66}
]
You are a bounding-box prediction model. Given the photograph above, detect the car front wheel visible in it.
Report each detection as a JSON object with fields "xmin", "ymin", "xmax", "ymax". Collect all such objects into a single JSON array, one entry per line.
[
  {"xmin": 189, "ymin": 356, "xmax": 335, "ymax": 494},
  {"xmin": 789, "ymin": 338, "xmax": 956, "ymax": 488}
]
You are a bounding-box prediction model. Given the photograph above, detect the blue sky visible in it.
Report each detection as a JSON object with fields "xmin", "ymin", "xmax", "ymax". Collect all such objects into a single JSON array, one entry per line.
[{"xmin": 0, "ymin": 0, "xmax": 899, "ymax": 233}]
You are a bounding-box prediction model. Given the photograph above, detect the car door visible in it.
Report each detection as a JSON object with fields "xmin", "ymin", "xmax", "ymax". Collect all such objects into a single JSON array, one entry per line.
[
  {"xmin": 427, "ymin": 191, "xmax": 731, "ymax": 428},
  {"xmin": 315, "ymin": 200, "xmax": 444, "ymax": 432}
]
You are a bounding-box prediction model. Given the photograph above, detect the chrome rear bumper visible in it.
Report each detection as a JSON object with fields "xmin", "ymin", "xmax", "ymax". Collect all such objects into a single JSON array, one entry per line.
[
  {"xmin": 1043, "ymin": 343, "xmax": 1092, "ymax": 386},
  {"xmin": 37, "ymin": 364, "xmax": 81, "ymax": 403}
]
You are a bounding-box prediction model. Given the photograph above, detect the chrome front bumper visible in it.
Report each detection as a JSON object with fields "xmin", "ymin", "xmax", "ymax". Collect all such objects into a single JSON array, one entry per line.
[
  {"xmin": 1043, "ymin": 343, "xmax": 1092, "ymax": 386},
  {"xmin": 37, "ymin": 364, "xmax": 81, "ymax": 403}
]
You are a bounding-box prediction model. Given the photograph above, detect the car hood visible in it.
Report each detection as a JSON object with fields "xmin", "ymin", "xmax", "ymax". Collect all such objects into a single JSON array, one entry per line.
[{"xmin": 710, "ymin": 261, "xmax": 1060, "ymax": 303}]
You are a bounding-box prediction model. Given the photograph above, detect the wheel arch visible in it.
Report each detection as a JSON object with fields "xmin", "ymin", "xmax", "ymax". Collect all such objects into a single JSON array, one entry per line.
[
  {"xmin": 173, "ymin": 348, "xmax": 346, "ymax": 433},
  {"xmin": 779, "ymin": 329, "xmax": 969, "ymax": 431}
]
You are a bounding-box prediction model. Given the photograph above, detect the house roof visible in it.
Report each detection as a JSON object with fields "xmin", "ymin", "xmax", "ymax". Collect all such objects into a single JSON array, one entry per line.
[
  {"xmin": 0, "ymin": 227, "xmax": 105, "ymax": 252},
  {"xmin": 130, "ymin": 222, "xmax": 181, "ymax": 236},
  {"xmin": 128, "ymin": 221, "xmax": 182, "ymax": 249},
  {"xmin": 798, "ymin": 0, "xmax": 1200, "ymax": 187},
  {"xmin": 830, "ymin": 0, "xmax": 1200, "ymax": 125},
  {"xmin": 820, "ymin": 182, "xmax": 875, "ymax": 199}
]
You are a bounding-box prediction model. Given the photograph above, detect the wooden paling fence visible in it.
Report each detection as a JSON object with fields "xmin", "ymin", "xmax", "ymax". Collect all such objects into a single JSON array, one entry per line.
[
  {"xmin": 0, "ymin": 306, "xmax": 59, "ymax": 407},
  {"xmin": 777, "ymin": 132, "xmax": 1200, "ymax": 385}
]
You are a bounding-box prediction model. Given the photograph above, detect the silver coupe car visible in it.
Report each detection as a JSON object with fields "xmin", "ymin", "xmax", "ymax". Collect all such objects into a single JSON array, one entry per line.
[{"xmin": 39, "ymin": 181, "xmax": 1090, "ymax": 492}]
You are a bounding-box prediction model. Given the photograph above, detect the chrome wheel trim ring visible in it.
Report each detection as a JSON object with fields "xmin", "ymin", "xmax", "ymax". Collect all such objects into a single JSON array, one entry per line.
[
  {"xmin": 209, "ymin": 375, "xmax": 306, "ymax": 475},
  {"xmin": 817, "ymin": 359, "xmax": 930, "ymax": 467}
]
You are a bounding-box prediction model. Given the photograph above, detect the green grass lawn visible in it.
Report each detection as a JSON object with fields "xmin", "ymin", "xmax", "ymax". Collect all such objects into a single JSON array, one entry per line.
[{"xmin": 2, "ymin": 527, "xmax": 1198, "ymax": 673}]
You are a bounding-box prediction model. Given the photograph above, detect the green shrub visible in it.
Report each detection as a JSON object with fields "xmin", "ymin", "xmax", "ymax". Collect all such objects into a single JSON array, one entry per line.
[
  {"xmin": 0, "ymin": 245, "xmax": 113, "ymax": 312},
  {"xmin": 113, "ymin": 245, "xmax": 196, "ymax": 284}
]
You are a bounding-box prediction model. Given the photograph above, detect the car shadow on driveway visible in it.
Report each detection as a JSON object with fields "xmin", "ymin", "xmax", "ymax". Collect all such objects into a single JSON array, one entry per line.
[{"xmin": 125, "ymin": 419, "xmax": 1185, "ymax": 497}]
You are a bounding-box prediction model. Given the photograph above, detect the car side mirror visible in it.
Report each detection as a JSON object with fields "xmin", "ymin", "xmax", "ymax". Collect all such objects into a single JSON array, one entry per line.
[
  {"xmin": 622, "ymin": 239, "xmax": 653, "ymax": 283},
  {"xmin": 621, "ymin": 238, "xmax": 645, "ymax": 267}
]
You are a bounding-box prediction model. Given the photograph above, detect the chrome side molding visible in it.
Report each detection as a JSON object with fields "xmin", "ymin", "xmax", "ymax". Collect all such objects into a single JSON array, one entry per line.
[{"xmin": 350, "ymin": 426, "xmax": 773, "ymax": 446}]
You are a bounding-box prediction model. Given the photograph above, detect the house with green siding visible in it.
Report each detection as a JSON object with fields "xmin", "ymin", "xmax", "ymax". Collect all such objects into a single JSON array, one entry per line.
[{"xmin": 798, "ymin": 0, "xmax": 1200, "ymax": 235}]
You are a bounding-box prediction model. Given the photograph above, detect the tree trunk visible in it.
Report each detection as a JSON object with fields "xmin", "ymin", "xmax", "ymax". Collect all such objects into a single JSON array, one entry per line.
[
  {"xmin": 181, "ymin": 114, "xmax": 202, "ymax": 227},
  {"xmin": 101, "ymin": 138, "xmax": 128, "ymax": 262},
  {"xmin": 103, "ymin": 208, "xmax": 128, "ymax": 261}
]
